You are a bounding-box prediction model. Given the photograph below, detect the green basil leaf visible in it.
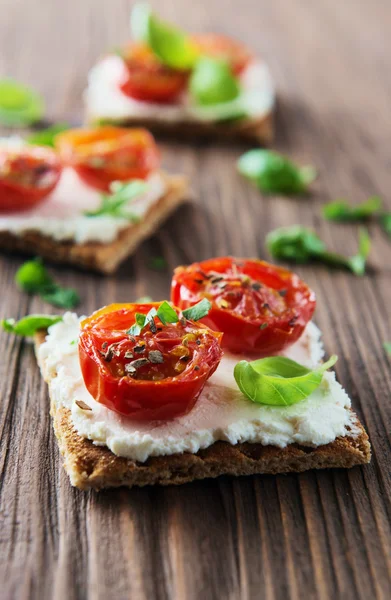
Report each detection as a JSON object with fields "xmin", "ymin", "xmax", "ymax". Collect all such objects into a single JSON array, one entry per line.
[
  {"xmin": 85, "ymin": 180, "xmax": 147, "ymax": 219},
  {"xmin": 238, "ymin": 149, "xmax": 316, "ymax": 195},
  {"xmin": 1, "ymin": 315, "xmax": 62, "ymax": 337},
  {"xmin": 132, "ymin": 3, "xmax": 198, "ymax": 70},
  {"xmin": 0, "ymin": 79, "xmax": 44, "ymax": 126},
  {"xmin": 27, "ymin": 123, "xmax": 70, "ymax": 147},
  {"xmin": 380, "ymin": 213, "xmax": 391, "ymax": 239},
  {"xmin": 182, "ymin": 298, "xmax": 211, "ymax": 321},
  {"xmin": 266, "ymin": 225, "xmax": 371, "ymax": 276},
  {"xmin": 39, "ymin": 285, "xmax": 80, "ymax": 309},
  {"xmin": 189, "ymin": 57, "xmax": 240, "ymax": 106},
  {"xmin": 157, "ymin": 301, "xmax": 178, "ymax": 325},
  {"xmin": 234, "ymin": 354, "xmax": 337, "ymax": 406},
  {"xmin": 322, "ymin": 196, "xmax": 382, "ymax": 222},
  {"xmin": 15, "ymin": 258, "xmax": 53, "ymax": 293}
]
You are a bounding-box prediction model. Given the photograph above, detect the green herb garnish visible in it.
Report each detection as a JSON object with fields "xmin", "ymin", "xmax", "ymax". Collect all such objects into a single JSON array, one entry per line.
[
  {"xmin": 27, "ymin": 123, "xmax": 70, "ymax": 147},
  {"xmin": 127, "ymin": 301, "xmax": 178, "ymax": 335},
  {"xmin": 0, "ymin": 79, "xmax": 44, "ymax": 126},
  {"xmin": 189, "ymin": 57, "xmax": 240, "ymax": 106},
  {"xmin": 157, "ymin": 301, "xmax": 179, "ymax": 325},
  {"xmin": 234, "ymin": 354, "xmax": 337, "ymax": 406},
  {"xmin": 322, "ymin": 196, "xmax": 382, "ymax": 222},
  {"xmin": 182, "ymin": 298, "xmax": 211, "ymax": 321},
  {"xmin": 238, "ymin": 149, "xmax": 316, "ymax": 195},
  {"xmin": 266, "ymin": 225, "xmax": 371, "ymax": 276},
  {"xmin": 131, "ymin": 3, "xmax": 198, "ymax": 70},
  {"xmin": 1, "ymin": 314, "xmax": 62, "ymax": 337},
  {"xmin": 384, "ymin": 342, "xmax": 391, "ymax": 356},
  {"xmin": 85, "ymin": 180, "xmax": 147, "ymax": 219},
  {"xmin": 15, "ymin": 258, "xmax": 80, "ymax": 308},
  {"xmin": 380, "ymin": 213, "xmax": 391, "ymax": 239}
]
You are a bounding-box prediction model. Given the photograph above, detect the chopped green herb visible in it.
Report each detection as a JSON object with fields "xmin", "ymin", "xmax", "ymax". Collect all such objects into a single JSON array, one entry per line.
[
  {"xmin": 15, "ymin": 258, "xmax": 80, "ymax": 308},
  {"xmin": 1, "ymin": 314, "xmax": 62, "ymax": 337},
  {"xmin": 238, "ymin": 149, "xmax": 316, "ymax": 195},
  {"xmin": 380, "ymin": 213, "xmax": 391, "ymax": 239},
  {"xmin": 0, "ymin": 79, "xmax": 44, "ymax": 126},
  {"xmin": 85, "ymin": 180, "xmax": 147, "ymax": 219},
  {"xmin": 182, "ymin": 298, "xmax": 211, "ymax": 321},
  {"xmin": 27, "ymin": 123, "xmax": 70, "ymax": 147},
  {"xmin": 189, "ymin": 57, "xmax": 240, "ymax": 106},
  {"xmin": 322, "ymin": 196, "xmax": 382, "ymax": 222},
  {"xmin": 148, "ymin": 256, "xmax": 167, "ymax": 271},
  {"xmin": 234, "ymin": 354, "xmax": 337, "ymax": 406},
  {"xmin": 266, "ymin": 225, "xmax": 371, "ymax": 276},
  {"xmin": 259, "ymin": 323, "xmax": 268, "ymax": 330},
  {"xmin": 157, "ymin": 301, "xmax": 179, "ymax": 325}
]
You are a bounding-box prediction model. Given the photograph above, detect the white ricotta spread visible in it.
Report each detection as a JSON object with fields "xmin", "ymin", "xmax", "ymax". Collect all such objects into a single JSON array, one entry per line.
[
  {"xmin": 0, "ymin": 138, "xmax": 167, "ymax": 244},
  {"xmin": 37, "ymin": 313, "xmax": 358, "ymax": 462},
  {"xmin": 85, "ymin": 56, "xmax": 275, "ymax": 123}
]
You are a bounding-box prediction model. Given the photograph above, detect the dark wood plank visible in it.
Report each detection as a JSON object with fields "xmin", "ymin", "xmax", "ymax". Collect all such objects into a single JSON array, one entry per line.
[{"xmin": 0, "ymin": 0, "xmax": 391, "ymax": 598}]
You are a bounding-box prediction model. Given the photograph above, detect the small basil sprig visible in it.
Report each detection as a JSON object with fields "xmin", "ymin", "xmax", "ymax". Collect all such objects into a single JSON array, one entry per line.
[
  {"xmin": 2, "ymin": 315, "xmax": 62, "ymax": 337},
  {"xmin": 234, "ymin": 354, "xmax": 337, "ymax": 406},
  {"xmin": 189, "ymin": 57, "xmax": 240, "ymax": 106},
  {"xmin": 15, "ymin": 259, "xmax": 80, "ymax": 309},
  {"xmin": 85, "ymin": 180, "xmax": 148, "ymax": 220},
  {"xmin": 322, "ymin": 196, "xmax": 382, "ymax": 222},
  {"xmin": 238, "ymin": 149, "xmax": 316, "ymax": 195},
  {"xmin": 131, "ymin": 3, "xmax": 198, "ymax": 70},
  {"xmin": 27, "ymin": 123, "xmax": 70, "ymax": 147},
  {"xmin": 126, "ymin": 299, "xmax": 211, "ymax": 336},
  {"xmin": 380, "ymin": 213, "xmax": 391, "ymax": 240},
  {"xmin": 266, "ymin": 225, "xmax": 371, "ymax": 276},
  {"xmin": 0, "ymin": 79, "xmax": 44, "ymax": 127}
]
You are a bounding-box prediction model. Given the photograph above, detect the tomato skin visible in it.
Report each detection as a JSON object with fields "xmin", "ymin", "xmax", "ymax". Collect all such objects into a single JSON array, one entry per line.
[
  {"xmin": 171, "ymin": 257, "xmax": 316, "ymax": 356},
  {"xmin": 0, "ymin": 146, "xmax": 62, "ymax": 212},
  {"xmin": 118, "ymin": 43, "xmax": 189, "ymax": 104},
  {"xmin": 190, "ymin": 34, "xmax": 252, "ymax": 76},
  {"xmin": 56, "ymin": 126, "xmax": 160, "ymax": 192},
  {"xmin": 79, "ymin": 303, "xmax": 223, "ymax": 421}
]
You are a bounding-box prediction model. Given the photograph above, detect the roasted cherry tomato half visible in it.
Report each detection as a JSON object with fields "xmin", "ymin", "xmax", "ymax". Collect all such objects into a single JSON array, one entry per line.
[
  {"xmin": 79, "ymin": 303, "xmax": 223, "ymax": 421},
  {"xmin": 55, "ymin": 126, "xmax": 160, "ymax": 192},
  {"xmin": 0, "ymin": 145, "xmax": 62, "ymax": 211},
  {"xmin": 190, "ymin": 34, "xmax": 252, "ymax": 76},
  {"xmin": 118, "ymin": 43, "xmax": 189, "ymax": 104},
  {"xmin": 171, "ymin": 257, "xmax": 316, "ymax": 355}
]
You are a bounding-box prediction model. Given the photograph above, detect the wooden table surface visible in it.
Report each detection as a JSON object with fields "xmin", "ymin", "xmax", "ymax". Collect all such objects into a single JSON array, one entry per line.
[{"xmin": 1, "ymin": 0, "xmax": 391, "ymax": 598}]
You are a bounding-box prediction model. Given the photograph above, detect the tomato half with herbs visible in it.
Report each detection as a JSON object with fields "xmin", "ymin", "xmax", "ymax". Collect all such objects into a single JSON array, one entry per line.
[
  {"xmin": 118, "ymin": 43, "xmax": 189, "ymax": 104},
  {"xmin": 190, "ymin": 34, "xmax": 252, "ymax": 76},
  {"xmin": 171, "ymin": 257, "xmax": 316, "ymax": 355},
  {"xmin": 79, "ymin": 303, "xmax": 223, "ymax": 421},
  {"xmin": 55, "ymin": 126, "xmax": 160, "ymax": 192},
  {"xmin": 0, "ymin": 145, "xmax": 62, "ymax": 211}
]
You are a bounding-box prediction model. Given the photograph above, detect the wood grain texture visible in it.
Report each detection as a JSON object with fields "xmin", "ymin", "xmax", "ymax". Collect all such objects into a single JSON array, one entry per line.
[{"xmin": 0, "ymin": 0, "xmax": 390, "ymax": 598}]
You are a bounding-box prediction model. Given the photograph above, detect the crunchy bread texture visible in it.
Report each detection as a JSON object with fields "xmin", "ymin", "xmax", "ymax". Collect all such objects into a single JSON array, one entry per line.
[
  {"xmin": 0, "ymin": 172, "xmax": 188, "ymax": 274},
  {"xmin": 88, "ymin": 112, "xmax": 274, "ymax": 144},
  {"xmin": 35, "ymin": 332, "xmax": 371, "ymax": 491}
]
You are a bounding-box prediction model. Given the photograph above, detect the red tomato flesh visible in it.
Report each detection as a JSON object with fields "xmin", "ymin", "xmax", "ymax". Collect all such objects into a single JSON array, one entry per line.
[
  {"xmin": 0, "ymin": 146, "xmax": 62, "ymax": 211},
  {"xmin": 171, "ymin": 257, "xmax": 316, "ymax": 355},
  {"xmin": 55, "ymin": 126, "xmax": 160, "ymax": 192},
  {"xmin": 79, "ymin": 303, "xmax": 223, "ymax": 421},
  {"xmin": 118, "ymin": 43, "xmax": 189, "ymax": 104}
]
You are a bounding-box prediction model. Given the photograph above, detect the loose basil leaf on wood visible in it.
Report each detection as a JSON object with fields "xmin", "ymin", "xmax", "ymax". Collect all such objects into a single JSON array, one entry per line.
[
  {"xmin": 0, "ymin": 79, "xmax": 44, "ymax": 126},
  {"xmin": 85, "ymin": 180, "xmax": 147, "ymax": 219},
  {"xmin": 234, "ymin": 355, "xmax": 338, "ymax": 406},
  {"xmin": 27, "ymin": 123, "xmax": 70, "ymax": 147},
  {"xmin": 380, "ymin": 213, "xmax": 391, "ymax": 239},
  {"xmin": 266, "ymin": 225, "xmax": 371, "ymax": 276},
  {"xmin": 238, "ymin": 149, "xmax": 316, "ymax": 195},
  {"xmin": 189, "ymin": 57, "xmax": 240, "ymax": 106},
  {"xmin": 182, "ymin": 298, "xmax": 211, "ymax": 321},
  {"xmin": 322, "ymin": 196, "xmax": 382, "ymax": 221},
  {"xmin": 15, "ymin": 258, "xmax": 80, "ymax": 308},
  {"xmin": 131, "ymin": 3, "xmax": 198, "ymax": 70},
  {"xmin": 1, "ymin": 315, "xmax": 62, "ymax": 337}
]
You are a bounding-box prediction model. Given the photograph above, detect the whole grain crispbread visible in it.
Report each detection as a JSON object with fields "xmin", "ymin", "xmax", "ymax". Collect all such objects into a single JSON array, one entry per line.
[
  {"xmin": 0, "ymin": 172, "xmax": 188, "ymax": 274},
  {"xmin": 34, "ymin": 332, "xmax": 371, "ymax": 491}
]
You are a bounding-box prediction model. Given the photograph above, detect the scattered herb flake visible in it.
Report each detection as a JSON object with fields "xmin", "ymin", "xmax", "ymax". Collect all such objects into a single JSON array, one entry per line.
[
  {"xmin": 182, "ymin": 298, "xmax": 212, "ymax": 321},
  {"xmin": 75, "ymin": 400, "xmax": 92, "ymax": 411}
]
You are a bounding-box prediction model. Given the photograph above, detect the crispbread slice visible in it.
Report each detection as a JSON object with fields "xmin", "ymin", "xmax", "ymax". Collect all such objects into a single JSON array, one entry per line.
[
  {"xmin": 88, "ymin": 112, "xmax": 274, "ymax": 144},
  {"xmin": 0, "ymin": 172, "xmax": 188, "ymax": 274},
  {"xmin": 34, "ymin": 332, "xmax": 371, "ymax": 491}
]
